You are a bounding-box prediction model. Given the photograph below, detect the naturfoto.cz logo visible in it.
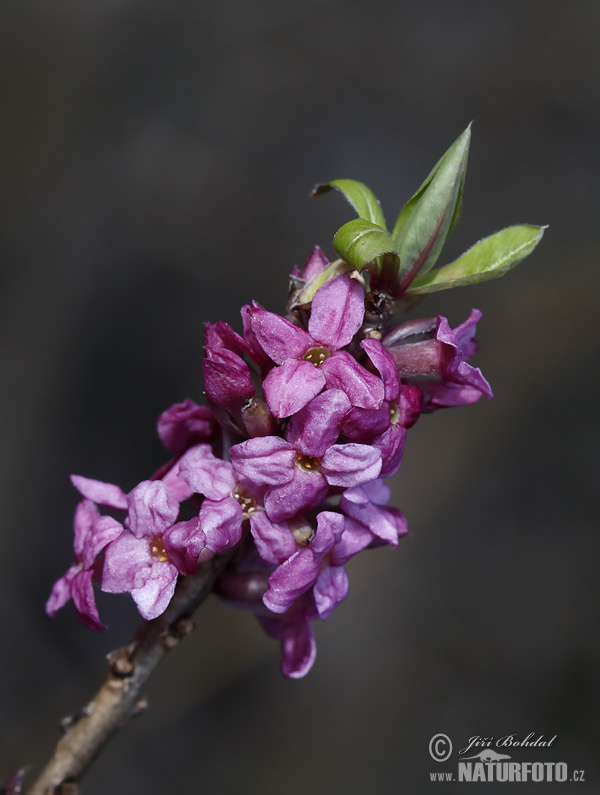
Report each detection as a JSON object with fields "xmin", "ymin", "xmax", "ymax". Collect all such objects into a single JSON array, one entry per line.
[{"xmin": 428, "ymin": 733, "xmax": 585, "ymax": 784}]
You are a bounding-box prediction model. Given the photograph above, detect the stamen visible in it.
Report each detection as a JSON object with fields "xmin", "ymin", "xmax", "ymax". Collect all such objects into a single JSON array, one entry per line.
[
  {"xmin": 302, "ymin": 346, "xmax": 331, "ymax": 366},
  {"xmin": 389, "ymin": 401, "xmax": 400, "ymax": 425},
  {"xmin": 149, "ymin": 536, "xmax": 168, "ymax": 562},
  {"xmin": 295, "ymin": 454, "xmax": 321, "ymax": 472},
  {"xmin": 232, "ymin": 487, "xmax": 258, "ymax": 519}
]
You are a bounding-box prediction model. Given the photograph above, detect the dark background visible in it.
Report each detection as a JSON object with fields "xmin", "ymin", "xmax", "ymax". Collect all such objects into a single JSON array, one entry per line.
[{"xmin": 1, "ymin": 1, "xmax": 598, "ymax": 793}]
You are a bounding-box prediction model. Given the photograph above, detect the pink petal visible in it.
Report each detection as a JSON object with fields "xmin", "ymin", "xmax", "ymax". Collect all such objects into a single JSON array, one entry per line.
[
  {"xmin": 70, "ymin": 475, "xmax": 128, "ymax": 511},
  {"xmin": 72, "ymin": 499, "xmax": 100, "ymax": 560},
  {"xmin": 308, "ymin": 274, "xmax": 364, "ymax": 350},
  {"xmin": 249, "ymin": 511, "xmax": 297, "ymax": 565},
  {"xmin": 361, "ymin": 338, "xmax": 400, "ymax": 401},
  {"xmin": 230, "ymin": 436, "xmax": 295, "ymax": 486},
  {"xmin": 300, "ymin": 245, "xmax": 329, "ymax": 281},
  {"xmin": 321, "ymin": 351, "xmax": 384, "ymax": 409},
  {"xmin": 263, "ymin": 549, "xmax": 321, "ymax": 614},
  {"xmin": 321, "ymin": 443, "xmax": 382, "ymax": 488},
  {"xmin": 250, "ymin": 310, "xmax": 313, "ymax": 364},
  {"xmin": 71, "ymin": 569, "xmax": 105, "ymax": 631},
  {"xmin": 329, "ymin": 519, "xmax": 375, "ymax": 566},
  {"xmin": 46, "ymin": 563, "xmax": 80, "ymax": 618},
  {"xmin": 126, "ymin": 480, "xmax": 179, "ymax": 539},
  {"xmin": 203, "ymin": 346, "xmax": 255, "ymax": 407},
  {"xmin": 102, "ymin": 533, "xmax": 153, "ymax": 593},
  {"xmin": 178, "ymin": 444, "xmax": 235, "ymax": 500},
  {"xmin": 313, "ymin": 565, "xmax": 349, "ymax": 620},
  {"xmin": 160, "ymin": 460, "xmax": 194, "ymax": 503},
  {"xmin": 286, "ymin": 388, "xmax": 350, "ymax": 457},
  {"xmin": 264, "ymin": 467, "xmax": 328, "ymax": 523},
  {"xmin": 163, "ymin": 517, "xmax": 206, "ymax": 575},
  {"xmin": 81, "ymin": 515, "xmax": 124, "ymax": 570},
  {"xmin": 130, "ymin": 562, "xmax": 178, "ymax": 620},
  {"xmin": 157, "ymin": 399, "xmax": 214, "ymax": 454},
  {"xmin": 263, "ymin": 358, "xmax": 325, "ymax": 418},
  {"xmin": 373, "ymin": 425, "xmax": 407, "ymax": 478},
  {"xmin": 199, "ymin": 496, "xmax": 243, "ymax": 553},
  {"xmin": 342, "ymin": 403, "xmax": 390, "ymax": 442}
]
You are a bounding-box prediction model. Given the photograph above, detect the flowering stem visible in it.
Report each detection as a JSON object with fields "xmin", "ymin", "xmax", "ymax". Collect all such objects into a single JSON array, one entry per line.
[{"xmin": 29, "ymin": 554, "xmax": 231, "ymax": 795}]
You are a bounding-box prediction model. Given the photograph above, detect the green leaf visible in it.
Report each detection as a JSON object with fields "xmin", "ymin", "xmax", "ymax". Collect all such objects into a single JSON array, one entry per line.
[
  {"xmin": 406, "ymin": 224, "xmax": 547, "ymax": 295},
  {"xmin": 313, "ymin": 179, "xmax": 387, "ymax": 230},
  {"xmin": 333, "ymin": 218, "xmax": 399, "ymax": 273},
  {"xmin": 394, "ymin": 125, "xmax": 472, "ymax": 285}
]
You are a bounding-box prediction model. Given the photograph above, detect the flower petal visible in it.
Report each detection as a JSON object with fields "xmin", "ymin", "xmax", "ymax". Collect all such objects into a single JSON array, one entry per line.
[
  {"xmin": 163, "ymin": 517, "xmax": 206, "ymax": 575},
  {"xmin": 70, "ymin": 475, "xmax": 128, "ymax": 511},
  {"xmin": 46, "ymin": 563, "xmax": 80, "ymax": 618},
  {"xmin": 72, "ymin": 499, "xmax": 100, "ymax": 560},
  {"xmin": 286, "ymin": 388, "xmax": 350, "ymax": 457},
  {"xmin": 199, "ymin": 497, "xmax": 243, "ymax": 553},
  {"xmin": 329, "ymin": 518, "xmax": 375, "ymax": 566},
  {"xmin": 264, "ymin": 467, "xmax": 328, "ymax": 523},
  {"xmin": 313, "ymin": 565, "xmax": 349, "ymax": 620},
  {"xmin": 71, "ymin": 569, "xmax": 105, "ymax": 631},
  {"xmin": 321, "ymin": 443, "xmax": 382, "ymax": 488},
  {"xmin": 373, "ymin": 425, "xmax": 407, "ymax": 478},
  {"xmin": 130, "ymin": 562, "xmax": 178, "ymax": 620},
  {"xmin": 361, "ymin": 338, "xmax": 400, "ymax": 401},
  {"xmin": 342, "ymin": 403, "xmax": 390, "ymax": 442},
  {"xmin": 230, "ymin": 436, "xmax": 295, "ymax": 486},
  {"xmin": 308, "ymin": 274, "xmax": 364, "ymax": 350},
  {"xmin": 263, "ymin": 359, "xmax": 325, "ymax": 419},
  {"xmin": 250, "ymin": 310, "xmax": 313, "ymax": 364},
  {"xmin": 249, "ymin": 511, "xmax": 297, "ymax": 565},
  {"xmin": 126, "ymin": 480, "xmax": 178, "ymax": 539},
  {"xmin": 203, "ymin": 346, "xmax": 255, "ymax": 407},
  {"xmin": 321, "ymin": 351, "xmax": 384, "ymax": 409},
  {"xmin": 263, "ymin": 548, "xmax": 321, "ymax": 614},
  {"xmin": 81, "ymin": 515, "xmax": 124, "ymax": 570},
  {"xmin": 178, "ymin": 444, "xmax": 236, "ymax": 501},
  {"xmin": 300, "ymin": 245, "xmax": 329, "ymax": 281},
  {"xmin": 102, "ymin": 533, "xmax": 153, "ymax": 593},
  {"xmin": 157, "ymin": 399, "xmax": 214, "ymax": 454}
]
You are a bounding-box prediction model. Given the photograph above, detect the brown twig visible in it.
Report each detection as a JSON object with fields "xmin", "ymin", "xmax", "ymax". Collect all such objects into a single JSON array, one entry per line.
[{"xmin": 28, "ymin": 554, "xmax": 231, "ymax": 795}]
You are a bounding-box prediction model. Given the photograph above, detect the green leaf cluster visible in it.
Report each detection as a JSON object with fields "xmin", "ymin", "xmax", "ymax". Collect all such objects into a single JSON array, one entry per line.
[{"xmin": 314, "ymin": 126, "xmax": 545, "ymax": 294}]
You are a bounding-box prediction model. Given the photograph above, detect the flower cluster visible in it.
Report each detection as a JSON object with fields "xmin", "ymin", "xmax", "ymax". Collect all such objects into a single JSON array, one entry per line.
[{"xmin": 47, "ymin": 250, "xmax": 492, "ymax": 677}]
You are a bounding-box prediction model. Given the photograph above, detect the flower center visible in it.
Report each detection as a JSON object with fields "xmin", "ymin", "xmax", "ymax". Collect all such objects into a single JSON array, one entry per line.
[
  {"xmin": 302, "ymin": 346, "xmax": 331, "ymax": 366},
  {"xmin": 149, "ymin": 535, "xmax": 169, "ymax": 562},
  {"xmin": 289, "ymin": 519, "xmax": 314, "ymax": 548},
  {"xmin": 389, "ymin": 401, "xmax": 400, "ymax": 425},
  {"xmin": 232, "ymin": 487, "xmax": 258, "ymax": 519},
  {"xmin": 295, "ymin": 453, "xmax": 321, "ymax": 472}
]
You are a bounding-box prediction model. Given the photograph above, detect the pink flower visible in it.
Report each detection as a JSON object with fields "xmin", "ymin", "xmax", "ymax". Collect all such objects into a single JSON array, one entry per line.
[
  {"xmin": 250, "ymin": 275, "xmax": 382, "ymax": 417},
  {"xmin": 230, "ymin": 390, "xmax": 382, "ymax": 522},
  {"xmin": 46, "ymin": 488, "xmax": 124, "ymax": 630},
  {"xmin": 102, "ymin": 481, "xmax": 206, "ymax": 620}
]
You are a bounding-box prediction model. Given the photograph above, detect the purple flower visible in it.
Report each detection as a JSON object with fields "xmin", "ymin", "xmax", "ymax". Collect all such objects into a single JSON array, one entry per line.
[
  {"xmin": 340, "ymin": 480, "xmax": 408, "ymax": 547},
  {"xmin": 258, "ymin": 594, "xmax": 319, "ymax": 679},
  {"xmin": 157, "ymin": 399, "xmax": 215, "ymax": 454},
  {"xmin": 383, "ymin": 309, "xmax": 493, "ymax": 405},
  {"xmin": 102, "ymin": 481, "xmax": 206, "ymax": 620},
  {"xmin": 340, "ymin": 339, "xmax": 422, "ymax": 477},
  {"xmin": 262, "ymin": 511, "xmax": 347, "ymax": 618},
  {"xmin": 230, "ymin": 389, "xmax": 382, "ymax": 522},
  {"xmin": 251, "ymin": 274, "xmax": 383, "ymax": 418},
  {"xmin": 46, "ymin": 499, "xmax": 122, "ymax": 631},
  {"xmin": 177, "ymin": 444, "xmax": 263, "ymax": 553},
  {"xmin": 203, "ymin": 318, "xmax": 277, "ymax": 437}
]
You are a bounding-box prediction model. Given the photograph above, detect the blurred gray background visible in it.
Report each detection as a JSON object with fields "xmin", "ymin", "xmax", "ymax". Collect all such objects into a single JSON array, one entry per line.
[{"xmin": 1, "ymin": 1, "xmax": 598, "ymax": 792}]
